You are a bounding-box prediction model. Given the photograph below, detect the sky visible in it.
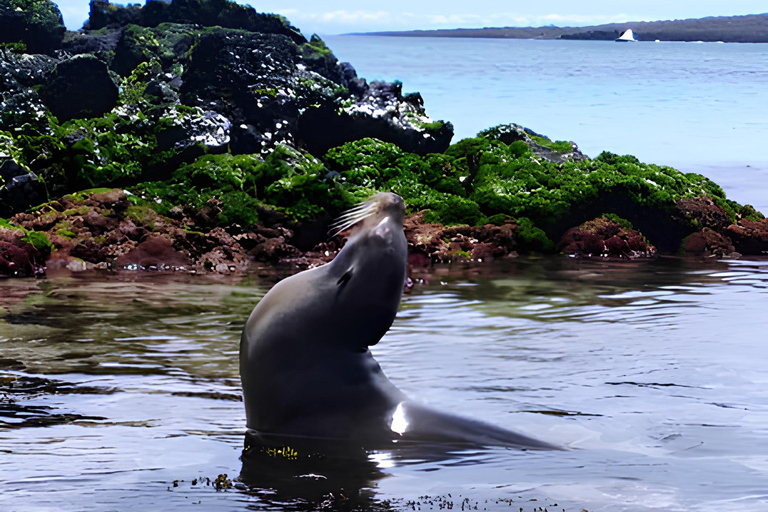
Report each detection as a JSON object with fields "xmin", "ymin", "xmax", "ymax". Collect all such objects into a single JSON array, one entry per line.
[{"xmin": 56, "ymin": 0, "xmax": 768, "ymax": 34}]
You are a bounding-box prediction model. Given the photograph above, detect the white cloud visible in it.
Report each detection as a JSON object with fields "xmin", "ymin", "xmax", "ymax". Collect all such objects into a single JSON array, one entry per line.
[
  {"xmin": 318, "ymin": 10, "xmax": 393, "ymax": 24},
  {"xmin": 276, "ymin": 8, "xmax": 631, "ymax": 33}
]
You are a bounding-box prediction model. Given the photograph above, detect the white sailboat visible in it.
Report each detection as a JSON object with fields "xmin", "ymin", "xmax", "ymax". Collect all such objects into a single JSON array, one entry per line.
[{"xmin": 615, "ymin": 29, "xmax": 638, "ymax": 42}]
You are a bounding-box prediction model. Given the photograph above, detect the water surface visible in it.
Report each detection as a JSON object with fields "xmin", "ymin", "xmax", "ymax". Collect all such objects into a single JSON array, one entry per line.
[{"xmin": 2, "ymin": 257, "xmax": 768, "ymax": 511}]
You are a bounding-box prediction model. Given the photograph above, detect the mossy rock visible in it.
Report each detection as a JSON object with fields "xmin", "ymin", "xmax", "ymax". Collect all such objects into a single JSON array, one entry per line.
[{"xmin": 0, "ymin": 0, "xmax": 65, "ymax": 55}]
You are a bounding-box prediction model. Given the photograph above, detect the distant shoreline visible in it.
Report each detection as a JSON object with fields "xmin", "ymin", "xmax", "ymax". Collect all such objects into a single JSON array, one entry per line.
[{"xmin": 356, "ymin": 13, "xmax": 768, "ymax": 43}]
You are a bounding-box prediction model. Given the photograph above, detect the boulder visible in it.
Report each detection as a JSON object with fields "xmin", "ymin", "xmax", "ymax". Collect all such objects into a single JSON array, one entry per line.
[
  {"xmin": 39, "ymin": 55, "xmax": 119, "ymax": 122},
  {"xmin": 0, "ymin": 159, "xmax": 46, "ymax": 217},
  {"xmin": 558, "ymin": 216, "xmax": 656, "ymax": 259},
  {"xmin": 725, "ymin": 219, "xmax": 768, "ymax": 255}
]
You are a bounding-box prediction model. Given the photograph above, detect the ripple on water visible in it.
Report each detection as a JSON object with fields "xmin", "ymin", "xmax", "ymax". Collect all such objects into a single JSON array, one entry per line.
[{"xmin": 1, "ymin": 257, "xmax": 767, "ymax": 511}]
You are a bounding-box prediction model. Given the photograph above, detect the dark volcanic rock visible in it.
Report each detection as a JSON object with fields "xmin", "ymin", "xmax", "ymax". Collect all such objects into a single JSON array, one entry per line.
[
  {"xmin": 0, "ymin": 49, "xmax": 55, "ymax": 130},
  {"xmin": 86, "ymin": 0, "xmax": 305, "ymax": 44},
  {"xmin": 61, "ymin": 28, "xmax": 122, "ymax": 62},
  {"xmin": 558, "ymin": 216, "xmax": 656, "ymax": 259},
  {"xmin": 298, "ymin": 81, "xmax": 454, "ymax": 156},
  {"xmin": 39, "ymin": 55, "xmax": 119, "ymax": 122},
  {"xmin": 0, "ymin": 0, "xmax": 66, "ymax": 55},
  {"xmin": 179, "ymin": 30, "xmax": 299, "ymax": 146},
  {"xmin": 0, "ymin": 158, "xmax": 46, "ymax": 217}
]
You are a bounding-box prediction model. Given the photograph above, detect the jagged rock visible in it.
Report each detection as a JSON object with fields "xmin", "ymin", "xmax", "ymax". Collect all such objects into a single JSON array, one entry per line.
[
  {"xmin": 404, "ymin": 212, "xmax": 520, "ymax": 263},
  {"xmin": 298, "ymin": 81, "xmax": 454, "ymax": 156},
  {"xmin": 0, "ymin": 225, "xmax": 45, "ymax": 277},
  {"xmin": 115, "ymin": 236, "xmax": 192, "ymax": 270},
  {"xmin": 339, "ymin": 62, "xmax": 368, "ymax": 97},
  {"xmin": 39, "ymin": 54, "xmax": 119, "ymax": 122},
  {"xmin": 179, "ymin": 30, "xmax": 299, "ymax": 151},
  {"xmin": 0, "ymin": 239, "xmax": 44, "ymax": 277}
]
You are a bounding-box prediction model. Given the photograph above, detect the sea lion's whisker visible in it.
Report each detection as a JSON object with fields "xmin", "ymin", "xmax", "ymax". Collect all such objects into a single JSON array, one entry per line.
[
  {"xmin": 329, "ymin": 203, "xmax": 377, "ymax": 234},
  {"xmin": 330, "ymin": 203, "xmax": 376, "ymax": 231}
]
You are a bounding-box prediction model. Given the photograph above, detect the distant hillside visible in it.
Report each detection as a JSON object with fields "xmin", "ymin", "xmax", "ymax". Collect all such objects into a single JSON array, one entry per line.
[{"xmin": 364, "ymin": 13, "xmax": 768, "ymax": 43}]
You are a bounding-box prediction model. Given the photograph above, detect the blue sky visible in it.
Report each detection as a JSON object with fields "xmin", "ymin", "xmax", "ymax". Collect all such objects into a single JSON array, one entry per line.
[{"xmin": 56, "ymin": 0, "xmax": 768, "ymax": 34}]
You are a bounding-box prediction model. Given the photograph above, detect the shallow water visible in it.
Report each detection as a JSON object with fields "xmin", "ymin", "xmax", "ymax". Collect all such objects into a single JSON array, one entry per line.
[{"xmin": 2, "ymin": 257, "xmax": 768, "ymax": 511}]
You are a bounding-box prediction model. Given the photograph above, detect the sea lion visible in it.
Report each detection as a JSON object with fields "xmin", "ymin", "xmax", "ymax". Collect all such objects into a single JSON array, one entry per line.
[{"xmin": 240, "ymin": 192, "xmax": 557, "ymax": 449}]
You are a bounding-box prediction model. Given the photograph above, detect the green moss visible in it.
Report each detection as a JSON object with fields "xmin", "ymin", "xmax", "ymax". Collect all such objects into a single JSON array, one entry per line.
[
  {"xmin": 424, "ymin": 196, "xmax": 487, "ymax": 226},
  {"xmin": 418, "ymin": 120, "xmax": 444, "ymax": 131},
  {"xmin": 529, "ymin": 134, "xmax": 573, "ymax": 153},
  {"xmin": 601, "ymin": 213, "xmax": 634, "ymax": 230},
  {"xmin": 125, "ymin": 205, "xmax": 158, "ymax": 230},
  {"xmin": 61, "ymin": 206, "xmax": 91, "ymax": 216},
  {"xmin": 515, "ymin": 217, "xmax": 554, "ymax": 252},
  {"xmin": 0, "ymin": 218, "xmax": 54, "ymax": 257},
  {"xmin": 62, "ymin": 188, "xmax": 114, "ymax": 202},
  {"xmin": 56, "ymin": 228, "xmax": 76, "ymax": 239},
  {"xmin": 0, "ymin": 42, "xmax": 27, "ymax": 54}
]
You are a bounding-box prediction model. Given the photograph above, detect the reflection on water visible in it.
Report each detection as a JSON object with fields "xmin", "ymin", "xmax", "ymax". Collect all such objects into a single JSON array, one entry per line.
[{"xmin": 1, "ymin": 257, "xmax": 768, "ymax": 511}]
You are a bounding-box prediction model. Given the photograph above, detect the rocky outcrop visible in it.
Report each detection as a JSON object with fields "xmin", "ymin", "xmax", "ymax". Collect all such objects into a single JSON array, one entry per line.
[
  {"xmin": 725, "ymin": 219, "xmax": 768, "ymax": 255},
  {"xmin": 681, "ymin": 228, "xmax": 737, "ymax": 258},
  {"xmin": 405, "ymin": 212, "xmax": 521, "ymax": 264},
  {"xmin": 0, "ymin": 234, "xmax": 45, "ymax": 277},
  {"xmin": 298, "ymin": 81, "xmax": 454, "ymax": 156},
  {"xmin": 558, "ymin": 216, "xmax": 656, "ymax": 259},
  {"xmin": 479, "ymin": 123, "xmax": 588, "ymax": 164}
]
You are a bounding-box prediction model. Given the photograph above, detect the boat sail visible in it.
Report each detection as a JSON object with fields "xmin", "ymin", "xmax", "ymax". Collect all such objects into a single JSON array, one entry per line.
[{"xmin": 616, "ymin": 29, "xmax": 638, "ymax": 42}]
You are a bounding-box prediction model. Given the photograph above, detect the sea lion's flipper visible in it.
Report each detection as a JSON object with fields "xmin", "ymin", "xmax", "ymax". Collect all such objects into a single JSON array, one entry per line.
[{"xmin": 396, "ymin": 401, "xmax": 562, "ymax": 450}]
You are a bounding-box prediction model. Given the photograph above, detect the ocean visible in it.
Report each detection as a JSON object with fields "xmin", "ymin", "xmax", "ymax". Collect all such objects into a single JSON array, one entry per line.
[{"xmin": 325, "ymin": 35, "xmax": 768, "ymax": 213}]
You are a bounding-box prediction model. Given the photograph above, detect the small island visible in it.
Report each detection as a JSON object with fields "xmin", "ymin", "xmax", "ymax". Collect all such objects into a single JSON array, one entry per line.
[
  {"xmin": 363, "ymin": 13, "xmax": 768, "ymax": 43},
  {"xmin": 2, "ymin": 0, "xmax": 767, "ymax": 279}
]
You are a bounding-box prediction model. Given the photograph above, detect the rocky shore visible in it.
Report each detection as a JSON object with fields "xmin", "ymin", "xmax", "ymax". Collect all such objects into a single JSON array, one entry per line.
[{"xmin": 2, "ymin": 0, "xmax": 767, "ymax": 278}]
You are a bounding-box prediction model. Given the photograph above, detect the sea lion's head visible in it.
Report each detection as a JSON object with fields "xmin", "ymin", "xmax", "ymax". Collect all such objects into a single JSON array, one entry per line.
[
  {"xmin": 327, "ymin": 192, "xmax": 408, "ymax": 348},
  {"xmin": 331, "ymin": 192, "xmax": 405, "ymax": 239}
]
